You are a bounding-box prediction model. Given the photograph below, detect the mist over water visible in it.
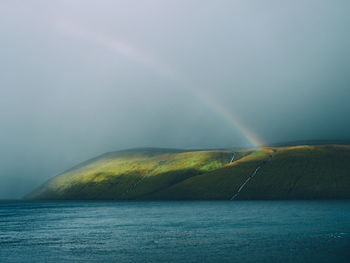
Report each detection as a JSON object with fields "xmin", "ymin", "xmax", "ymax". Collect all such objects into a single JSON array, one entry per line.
[{"xmin": 1, "ymin": 1, "xmax": 350, "ymax": 198}]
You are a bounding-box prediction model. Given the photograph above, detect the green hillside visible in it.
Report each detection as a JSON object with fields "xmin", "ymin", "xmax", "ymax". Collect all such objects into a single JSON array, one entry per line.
[{"xmin": 27, "ymin": 145, "xmax": 350, "ymax": 200}]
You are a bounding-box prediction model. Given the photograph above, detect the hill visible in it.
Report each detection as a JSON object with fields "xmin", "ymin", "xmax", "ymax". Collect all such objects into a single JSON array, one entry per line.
[{"xmin": 26, "ymin": 145, "xmax": 350, "ymax": 200}]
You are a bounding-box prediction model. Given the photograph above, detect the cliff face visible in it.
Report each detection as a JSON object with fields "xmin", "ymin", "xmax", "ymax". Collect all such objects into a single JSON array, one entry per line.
[{"xmin": 27, "ymin": 145, "xmax": 350, "ymax": 200}]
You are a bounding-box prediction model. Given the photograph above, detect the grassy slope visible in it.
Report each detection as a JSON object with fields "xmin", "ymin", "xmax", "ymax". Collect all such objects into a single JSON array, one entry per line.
[
  {"xmin": 150, "ymin": 145, "xmax": 350, "ymax": 200},
  {"xmin": 147, "ymin": 149, "xmax": 272, "ymax": 200},
  {"xmin": 27, "ymin": 145, "xmax": 350, "ymax": 200},
  {"xmin": 27, "ymin": 148, "xmax": 240, "ymax": 200},
  {"xmin": 238, "ymin": 145, "xmax": 350, "ymax": 199}
]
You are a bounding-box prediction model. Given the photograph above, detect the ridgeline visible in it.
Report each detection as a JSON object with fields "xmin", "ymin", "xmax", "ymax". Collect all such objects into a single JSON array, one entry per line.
[{"xmin": 27, "ymin": 145, "xmax": 350, "ymax": 200}]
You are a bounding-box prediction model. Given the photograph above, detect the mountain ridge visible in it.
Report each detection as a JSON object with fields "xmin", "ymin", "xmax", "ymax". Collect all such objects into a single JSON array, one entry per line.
[{"xmin": 26, "ymin": 144, "xmax": 350, "ymax": 200}]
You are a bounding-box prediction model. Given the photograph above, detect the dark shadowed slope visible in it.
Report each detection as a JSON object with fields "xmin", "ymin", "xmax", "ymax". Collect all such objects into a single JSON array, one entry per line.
[
  {"xmin": 27, "ymin": 145, "xmax": 350, "ymax": 200},
  {"xmin": 26, "ymin": 148, "xmax": 248, "ymax": 200}
]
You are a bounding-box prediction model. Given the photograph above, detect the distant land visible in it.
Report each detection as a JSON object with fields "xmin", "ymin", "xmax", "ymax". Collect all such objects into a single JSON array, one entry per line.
[{"xmin": 26, "ymin": 144, "xmax": 350, "ymax": 200}]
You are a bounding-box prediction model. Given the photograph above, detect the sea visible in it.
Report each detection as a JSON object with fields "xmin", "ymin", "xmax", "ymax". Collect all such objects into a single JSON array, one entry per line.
[{"xmin": 0, "ymin": 201, "xmax": 349, "ymax": 263}]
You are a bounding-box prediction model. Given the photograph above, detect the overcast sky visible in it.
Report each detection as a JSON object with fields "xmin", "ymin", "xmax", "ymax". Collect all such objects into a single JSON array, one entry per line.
[{"xmin": 1, "ymin": 0, "xmax": 350, "ymax": 198}]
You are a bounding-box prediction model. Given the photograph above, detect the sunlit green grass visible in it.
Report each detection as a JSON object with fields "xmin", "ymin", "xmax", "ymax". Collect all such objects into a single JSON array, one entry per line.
[
  {"xmin": 28, "ymin": 148, "xmax": 245, "ymax": 200},
  {"xmin": 149, "ymin": 148, "xmax": 272, "ymax": 200},
  {"xmin": 27, "ymin": 145, "xmax": 350, "ymax": 200}
]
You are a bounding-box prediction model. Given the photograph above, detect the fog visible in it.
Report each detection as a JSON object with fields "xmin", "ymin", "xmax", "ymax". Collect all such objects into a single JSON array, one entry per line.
[{"xmin": 1, "ymin": 0, "xmax": 350, "ymax": 198}]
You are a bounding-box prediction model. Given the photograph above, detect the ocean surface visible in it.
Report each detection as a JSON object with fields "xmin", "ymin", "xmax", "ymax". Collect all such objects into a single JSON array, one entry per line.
[{"xmin": 0, "ymin": 201, "xmax": 349, "ymax": 263}]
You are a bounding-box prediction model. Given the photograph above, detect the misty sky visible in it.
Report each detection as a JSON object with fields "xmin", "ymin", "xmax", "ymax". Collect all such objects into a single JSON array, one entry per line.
[{"xmin": 1, "ymin": 0, "xmax": 350, "ymax": 198}]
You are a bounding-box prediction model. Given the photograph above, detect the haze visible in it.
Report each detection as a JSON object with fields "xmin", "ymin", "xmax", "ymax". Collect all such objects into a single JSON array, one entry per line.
[{"xmin": 1, "ymin": 0, "xmax": 350, "ymax": 199}]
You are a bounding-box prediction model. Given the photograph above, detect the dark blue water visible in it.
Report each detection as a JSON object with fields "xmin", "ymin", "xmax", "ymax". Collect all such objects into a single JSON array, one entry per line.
[{"xmin": 1, "ymin": 201, "xmax": 349, "ymax": 263}]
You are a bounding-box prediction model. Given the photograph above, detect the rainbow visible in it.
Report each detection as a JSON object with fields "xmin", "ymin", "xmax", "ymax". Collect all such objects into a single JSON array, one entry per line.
[
  {"xmin": 57, "ymin": 21, "xmax": 264, "ymax": 148},
  {"xmin": 195, "ymin": 92, "xmax": 263, "ymax": 147}
]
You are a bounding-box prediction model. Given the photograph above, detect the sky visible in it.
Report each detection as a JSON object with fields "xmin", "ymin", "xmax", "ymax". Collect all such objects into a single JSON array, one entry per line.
[{"xmin": 1, "ymin": 0, "xmax": 350, "ymax": 199}]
